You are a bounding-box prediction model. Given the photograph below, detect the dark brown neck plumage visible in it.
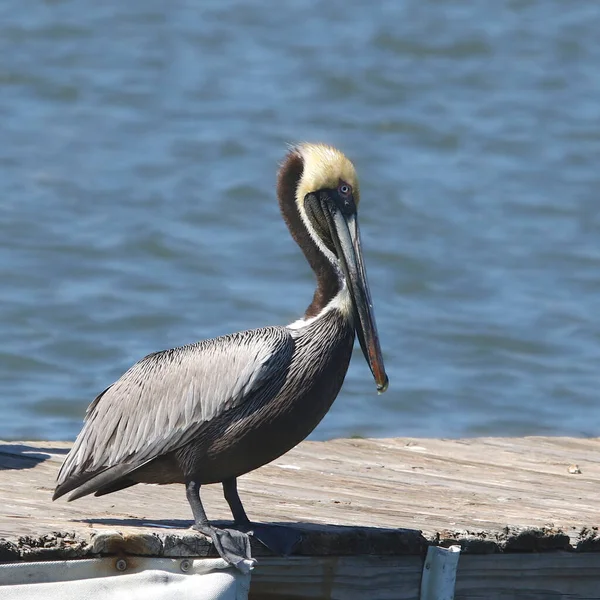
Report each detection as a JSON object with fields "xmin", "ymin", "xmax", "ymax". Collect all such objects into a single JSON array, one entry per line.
[{"xmin": 277, "ymin": 152, "xmax": 342, "ymax": 318}]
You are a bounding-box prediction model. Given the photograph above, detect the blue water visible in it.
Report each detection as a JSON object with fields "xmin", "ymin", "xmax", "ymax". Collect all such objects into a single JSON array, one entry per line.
[{"xmin": 1, "ymin": 0, "xmax": 599, "ymax": 442}]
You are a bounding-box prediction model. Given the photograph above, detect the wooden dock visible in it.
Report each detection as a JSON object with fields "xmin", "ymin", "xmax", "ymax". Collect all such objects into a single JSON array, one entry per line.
[{"xmin": 1, "ymin": 437, "xmax": 599, "ymax": 599}]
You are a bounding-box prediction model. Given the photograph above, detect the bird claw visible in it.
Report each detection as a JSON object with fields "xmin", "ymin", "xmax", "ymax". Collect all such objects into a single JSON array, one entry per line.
[
  {"xmin": 193, "ymin": 523, "xmax": 256, "ymax": 573},
  {"xmin": 192, "ymin": 521, "xmax": 301, "ymax": 570}
]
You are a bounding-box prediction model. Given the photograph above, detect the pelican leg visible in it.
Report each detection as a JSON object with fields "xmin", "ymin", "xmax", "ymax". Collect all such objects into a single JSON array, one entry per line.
[
  {"xmin": 222, "ymin": 478, "xmax": 302, "ymax": 557},
  {"xmin": 222, "ymin": 477, "xmax": 250, "ymax": 525},
  {"xmin": 186, "ymin": 480, "xmax": 255, "ymax": 573}
]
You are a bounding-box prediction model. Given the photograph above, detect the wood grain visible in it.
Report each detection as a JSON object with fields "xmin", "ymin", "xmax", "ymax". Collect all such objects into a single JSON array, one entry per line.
[
  {"xmin": 0, "ymin": 436, "xmax": 598, "ymax": 560},
  {"xmin": 249, "ymin": 553, "xmax": 600, "ymax": 600}
]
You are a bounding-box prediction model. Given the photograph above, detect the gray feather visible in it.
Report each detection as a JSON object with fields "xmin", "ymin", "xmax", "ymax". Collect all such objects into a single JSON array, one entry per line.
[{"xmin": 56, "ymin": 326, "xmax": 294, "ymax": 492}]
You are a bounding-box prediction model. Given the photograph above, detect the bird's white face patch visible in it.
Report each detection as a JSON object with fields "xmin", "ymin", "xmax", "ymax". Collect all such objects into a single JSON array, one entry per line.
[{"xmin": 291, "ymin": 143, "xmax": 360, "ymax": 267}]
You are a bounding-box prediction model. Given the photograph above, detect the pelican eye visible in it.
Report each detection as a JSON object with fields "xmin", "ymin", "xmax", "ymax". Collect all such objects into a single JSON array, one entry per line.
[{"xmin": 338, "ymin": 183, "xmax": 352, "ymax": 197}]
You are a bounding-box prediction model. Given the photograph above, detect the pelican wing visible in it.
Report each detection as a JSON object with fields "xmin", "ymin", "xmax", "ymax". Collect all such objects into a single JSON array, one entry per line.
[{"xmin": 56, "ymin": 326, "xmax": 293, "ymax": 489}]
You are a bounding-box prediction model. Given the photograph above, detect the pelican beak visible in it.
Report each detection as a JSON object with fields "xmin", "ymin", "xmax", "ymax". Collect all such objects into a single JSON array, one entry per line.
[{"xmin": 326, "ymin": 207, "xmax": 389, "ymax": 393}]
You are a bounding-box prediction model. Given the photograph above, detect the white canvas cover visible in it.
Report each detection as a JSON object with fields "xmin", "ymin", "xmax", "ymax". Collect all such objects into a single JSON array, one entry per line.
[{"xmin": 0, "ymin": 557, "xmax": 250, "ymax": 600}]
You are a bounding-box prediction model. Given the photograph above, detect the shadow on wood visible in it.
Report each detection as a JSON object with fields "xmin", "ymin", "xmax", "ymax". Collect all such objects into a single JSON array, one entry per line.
[
  {"xmin": 77, "ymin": 517, "xmax": 427, "ymax": 557},
  {"xmin": 0, "ymin": 444, "xmax": 69, "ymax": 471}
]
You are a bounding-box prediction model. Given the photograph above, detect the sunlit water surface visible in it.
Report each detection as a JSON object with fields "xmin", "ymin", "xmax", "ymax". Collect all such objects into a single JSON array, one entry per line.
[{"xmin": 1, "ymin": 0, "xmax": 599, "ymax": 441}]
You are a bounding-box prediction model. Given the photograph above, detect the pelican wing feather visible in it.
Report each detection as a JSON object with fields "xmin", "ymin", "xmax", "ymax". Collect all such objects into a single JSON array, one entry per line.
[{"xmin": 56, "ymin": 326, "xmax": 294, "ymax": 489}]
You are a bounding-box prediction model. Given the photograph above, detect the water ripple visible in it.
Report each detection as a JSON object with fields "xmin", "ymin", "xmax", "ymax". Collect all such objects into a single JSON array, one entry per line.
[{"xmin": 1, "ymin": 0, "xmax": 599, "ymax": 441}]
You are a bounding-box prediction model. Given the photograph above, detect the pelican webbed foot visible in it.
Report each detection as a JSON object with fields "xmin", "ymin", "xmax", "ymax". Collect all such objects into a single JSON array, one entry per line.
[{"xmin": 192, "ymin": 522, "xmax": 256, "ymax": 573}]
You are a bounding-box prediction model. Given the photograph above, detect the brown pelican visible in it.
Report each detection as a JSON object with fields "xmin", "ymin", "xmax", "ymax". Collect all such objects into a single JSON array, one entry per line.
[{"xmin": 53, "ymin": 143, "xmax": 388, "ymax": 571}]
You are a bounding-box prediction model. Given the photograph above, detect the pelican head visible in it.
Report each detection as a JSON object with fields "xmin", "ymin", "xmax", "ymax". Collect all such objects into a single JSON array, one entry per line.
[{"xmin": 280, "ymin": 143, "xmax": 388, "ymax": 393}]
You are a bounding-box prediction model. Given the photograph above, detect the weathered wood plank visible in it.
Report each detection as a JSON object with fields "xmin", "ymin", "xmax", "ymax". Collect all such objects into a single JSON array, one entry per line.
[
  {"xmin": 0, "ymin": 437, "xmax": 598, "ymax": 561},
  {"xmin": 249, "ymin": 553, "xmax": 600, "ymax": 600},
  {"xmin": 454, "ymin": 552, "xmax": 600, "ymax": 600},
  {"xmin": 249, "ymin": 556, "xmax": 423, "ymax": 600}
]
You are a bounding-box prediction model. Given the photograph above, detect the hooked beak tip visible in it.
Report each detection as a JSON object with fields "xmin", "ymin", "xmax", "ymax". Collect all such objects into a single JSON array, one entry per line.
[{"xmin": 376, "ymin": 373, "xmax": 389, "ymax": 394}]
